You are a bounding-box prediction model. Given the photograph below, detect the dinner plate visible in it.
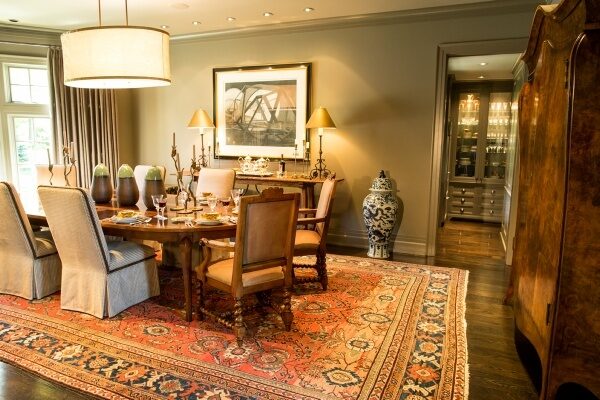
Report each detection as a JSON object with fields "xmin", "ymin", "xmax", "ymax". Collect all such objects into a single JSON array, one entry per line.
[
  {"xmin": 110, "ymin": 214, "xmax": 141, "ymax": 224},
  {"xmin": 195, "ymin": 219, "xmax": 222, "ymax": 226},
  {"xmin": 170, "ymin": 216, "xmax": 194, "ymax": 223}
]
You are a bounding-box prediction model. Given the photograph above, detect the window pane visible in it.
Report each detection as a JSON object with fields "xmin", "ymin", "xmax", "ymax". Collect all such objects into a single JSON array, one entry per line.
[
  {"xmin": 29, "ymin": 69, "xmax": 48, "ymax": 86},
  {"xmin": 33, "ymin": 118, "xmax": 51, "ymax": 141},
  {"xmin": 17, "ymin": 166, "xmax": 36, "ymax": 192},
  {"xmin": 32, "ymin": 142, "xmax": 51, "ymax": 164},
  {"xmin": 9, "ymin": 67, "xmax": 29, "ymax": 85},
  {"xmin": 16, "ymin": 142, "xmax": 32, "ymax": 164},
  {"xmin": 30, "ymin": 86, "xmax": 49, "ymax": 104},
  {"xmin": 14, "ymin": 118, "xmax": 31, "ymax": 141},
  {"xmin": 10, "ymin": 85, "xmax": 31, "ymax": 103}
]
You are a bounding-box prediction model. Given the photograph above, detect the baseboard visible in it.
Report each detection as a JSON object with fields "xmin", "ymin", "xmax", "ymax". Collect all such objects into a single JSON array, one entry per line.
[{"xmin": 327, "ymin": 229, "xmax": 427, "ymax": 256}]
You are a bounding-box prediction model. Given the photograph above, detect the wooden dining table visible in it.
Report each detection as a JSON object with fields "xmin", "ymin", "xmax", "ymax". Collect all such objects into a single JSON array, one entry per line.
[{"xmin": 27, "ymin": 199, "xmax": 237, "ymax": 322}]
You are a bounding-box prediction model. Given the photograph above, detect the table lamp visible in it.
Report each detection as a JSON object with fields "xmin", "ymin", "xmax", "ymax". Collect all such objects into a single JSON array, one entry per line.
[
  {"xmin": 188, "ymin": 109, "xmax": 215, "ymax": 167},
  {"xmin": 306, "ymin": 106, "xmax": 336, "ymax": 178}
]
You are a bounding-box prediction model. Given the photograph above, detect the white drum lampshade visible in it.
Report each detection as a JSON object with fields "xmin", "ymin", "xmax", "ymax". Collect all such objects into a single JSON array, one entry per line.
[{"xmin": 61, "ymin": 26, "xmax": 171, "ymax": 89}]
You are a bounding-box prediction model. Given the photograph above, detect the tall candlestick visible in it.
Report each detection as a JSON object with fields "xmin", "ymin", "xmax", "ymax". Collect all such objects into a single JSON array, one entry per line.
[
  {"xmin": 47, "ymin": 148, "xmax": 51, "ymax": 164},
  {"xmin": 70, "ymin": 141, "xmax": 74, "ymax": 159},
  {"xmin": 172, "ymin": 132, "xmax": 176, "ymax": 147},
  {"xmin": 306, "ymin": 141, "xmax": 310, "ymax": 149},
  {"xmin": 193, "ymin": 145, "xmax": 196, "ymax": 159}
]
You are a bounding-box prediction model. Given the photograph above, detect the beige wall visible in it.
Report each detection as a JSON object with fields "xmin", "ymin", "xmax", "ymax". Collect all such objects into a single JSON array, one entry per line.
[{"xmin": 132, "ymin": 5, "xmax": 536, "ymax": 254}]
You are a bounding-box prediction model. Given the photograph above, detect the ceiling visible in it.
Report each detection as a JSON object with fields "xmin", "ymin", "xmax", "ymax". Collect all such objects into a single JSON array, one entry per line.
[
  {"xmin": 2, "ymin": 0, "xmax": 496, "ymax": 37},
  {"xmin": 448, "ymin": 54, "xmax": 521, "ymax": 81}
]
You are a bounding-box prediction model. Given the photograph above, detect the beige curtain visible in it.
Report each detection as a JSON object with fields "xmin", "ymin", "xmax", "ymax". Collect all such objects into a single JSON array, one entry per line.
[{"xmin": 48, "ymin": 47, "xmax": 119, "ymax": 188}]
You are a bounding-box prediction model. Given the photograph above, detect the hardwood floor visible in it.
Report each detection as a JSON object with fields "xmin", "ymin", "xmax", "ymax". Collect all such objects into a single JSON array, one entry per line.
[{"xmin": 0, "ymin": 220, "xmax": 537, "ymax": 399}]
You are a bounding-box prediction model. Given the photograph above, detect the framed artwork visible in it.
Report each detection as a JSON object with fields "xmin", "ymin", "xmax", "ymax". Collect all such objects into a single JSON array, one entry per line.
[{"xmin": 213, "ymin": 63, "xmax": 311, "ymax": 159}]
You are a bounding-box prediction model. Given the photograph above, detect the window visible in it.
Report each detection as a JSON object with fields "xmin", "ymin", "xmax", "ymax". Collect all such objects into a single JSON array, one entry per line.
[{"xmin": 0, "ymin": 56, "xmax": 52, "ymax": 198}]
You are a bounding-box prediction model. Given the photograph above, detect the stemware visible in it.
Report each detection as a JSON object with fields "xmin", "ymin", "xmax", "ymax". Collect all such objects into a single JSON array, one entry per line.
[
  {"xmin": 230, "ymin": 188, "xmax": 242, "ymax": 212},
  {"xmin": 206, "ymin": 195, "xmax": 218, "ymax": 212},
  {"xmin": 152, "ymin": 194, "xmax": 167, "ymax": 220}
]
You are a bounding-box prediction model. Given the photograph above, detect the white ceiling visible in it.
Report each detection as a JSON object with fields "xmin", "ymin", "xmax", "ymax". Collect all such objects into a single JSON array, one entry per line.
[
  {"xmin": 448, "ymin": 54, "xmax": 522, "ymax": 81},
  {"xmin": 2, "ymin": 0, "xmax": 496, "ymax": 37}
]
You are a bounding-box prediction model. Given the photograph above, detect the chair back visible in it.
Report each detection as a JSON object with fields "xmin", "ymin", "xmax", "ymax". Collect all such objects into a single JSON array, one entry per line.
[
  {"xmin": 0, "ymin": 181, "xmax": 36, "ymax": 258},
  {"xmin": 36, "ymin": 165, "xmax": 78, "ymax": 187},
  {"xmin": 314, "ymin": 174, "xmax": 338, "ymax": 236},
  {"xmin": 232, "ymin": 188, "xmax": 299, "ymax": 290},
  {"xmin": 196, "ymin": 168, "xmax": 236, "ymax": 199},
  {"xmin": 134, "ymin": 165, "xmax": 166, "ymax": 198},
  {"xmin": 38, "ymin": 186, "xmax": 110, "ymax": 273}
]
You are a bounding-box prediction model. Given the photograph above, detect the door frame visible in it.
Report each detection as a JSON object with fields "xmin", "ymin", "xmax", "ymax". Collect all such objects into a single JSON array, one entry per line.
[{"xmin": 426, "ymin": 38, "xmax": 528, "ymax": 256}]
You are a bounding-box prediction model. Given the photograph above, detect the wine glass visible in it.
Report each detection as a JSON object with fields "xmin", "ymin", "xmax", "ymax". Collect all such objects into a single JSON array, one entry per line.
[
  {"xmin": 206, "ymin": 195, "xmax": 218, "ymax": 212},
  {"xmin": 152, "ymin": 194, "xmax": 167, "ymax": 220},
  {"xmin": 230, "ymin": 188, "xmax": 242, "ymax": 212}
]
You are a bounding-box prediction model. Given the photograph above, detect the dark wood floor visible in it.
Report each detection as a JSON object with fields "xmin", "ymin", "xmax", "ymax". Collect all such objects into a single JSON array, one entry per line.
[{"xmin": 0, "ymin": 220, "xmax": 537, "ymax": 399}]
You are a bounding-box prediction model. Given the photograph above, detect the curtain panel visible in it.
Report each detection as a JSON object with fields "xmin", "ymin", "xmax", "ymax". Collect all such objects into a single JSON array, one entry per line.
[{"xmin": 48, "ymin": 47, "xmax": 119, "ymax": 188}]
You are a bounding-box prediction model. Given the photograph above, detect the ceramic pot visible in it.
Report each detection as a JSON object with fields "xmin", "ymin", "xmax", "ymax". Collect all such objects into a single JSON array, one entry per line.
[
  {"xmin": 362, "ymin": 170, "xmax": 398, "ymax": 259},
  {"xmin": 90, "ymin": 175, "xmax": 113, "ymax": 204},
  {"xmin": 143, "ymin": 180, "xmax": 166, "ymax": 210},
  {"xmin": 116, "ymin": 177, "xmax": 139, "ymax": 206}
]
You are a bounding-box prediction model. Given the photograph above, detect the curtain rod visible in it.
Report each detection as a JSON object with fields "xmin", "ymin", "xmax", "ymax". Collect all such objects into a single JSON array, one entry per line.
[{"xmin": 0, "ymin": 40, "xmax": 53, "ymax": 48}]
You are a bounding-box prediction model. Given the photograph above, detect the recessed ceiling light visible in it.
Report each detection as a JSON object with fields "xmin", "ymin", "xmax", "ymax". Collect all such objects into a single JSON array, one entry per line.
[
  {"xmin": 192, "ymin": 21, "xmax": 201, "ymax": 25},
  {"xmin": 9, "ymin": 19, "xmax": 18, "ymax": 23},
  {"xmin": 478, "ymin": 75, "xmax": 485, "ymax": 79},
  {"xmin": 263, "ymin": 12, "xmax": 273, "ymax": 17},
  {"xmin": 479, "ymin": 62, "xmax": 488, "ymax": 66},
  {"xmin": 227, "ymin": 17, "xmax": 236, "ymax": 22},
  {"xmin": 160, "ymin": 25, "xmax": 169, "ymax": 29},
  {"xmin": 304, "ymin": 7, "xmax": 314, "ymax": 13}
]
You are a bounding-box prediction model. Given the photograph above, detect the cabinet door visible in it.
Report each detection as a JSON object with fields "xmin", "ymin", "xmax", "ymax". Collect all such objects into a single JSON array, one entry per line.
[
  {"xmin": 482, "ymin": 91, "xmax": 512, "ymax": 183},
  {"xmin": 451, "ymin": 91, "xmax": 485, "ymax": 181}
]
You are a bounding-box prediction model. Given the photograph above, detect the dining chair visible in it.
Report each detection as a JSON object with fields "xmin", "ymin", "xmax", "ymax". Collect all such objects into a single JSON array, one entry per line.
[
  {"xmin": 162, "ymin": 167, "xmax": 236, "ymax": 268},
  {"xmin": 36, "ymin": 164, "xmax": 78, "ymax": 187},
  {"xmin": 195, "ymin": 187, "xmax": 299, "ymax": 346},
  {"xmin": 0, "ymin": 182, "xmax": 62, "ymax": 300},
  {"xmin": 293, "ymin": 173, "xmax": 338, "ymax": 290},
  {"xmin": 38, "ymin": 185, "xmax": 160, "ymax": 318}
]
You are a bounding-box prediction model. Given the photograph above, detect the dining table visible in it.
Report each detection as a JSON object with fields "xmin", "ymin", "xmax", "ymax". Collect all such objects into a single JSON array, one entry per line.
[{"xmin": 26, "ymin": 198, "xmax": 237, "ymax": 322}]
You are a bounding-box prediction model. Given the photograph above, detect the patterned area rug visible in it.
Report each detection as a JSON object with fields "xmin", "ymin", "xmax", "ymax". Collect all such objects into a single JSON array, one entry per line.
[{"xmin": 0, "ymin": 255, "xmax": 468, "ymax": 400}]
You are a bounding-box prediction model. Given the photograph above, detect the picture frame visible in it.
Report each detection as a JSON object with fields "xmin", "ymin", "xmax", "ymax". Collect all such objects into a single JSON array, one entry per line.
[{"xmin": 213, "ymin": 63, "xmax": 311, "ymax": 160}]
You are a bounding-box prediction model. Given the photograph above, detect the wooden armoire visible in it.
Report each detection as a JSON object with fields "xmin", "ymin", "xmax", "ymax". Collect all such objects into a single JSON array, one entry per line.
[{"xmin": 513, "ymin": 0, "xmax": 600, "ymax": 399}]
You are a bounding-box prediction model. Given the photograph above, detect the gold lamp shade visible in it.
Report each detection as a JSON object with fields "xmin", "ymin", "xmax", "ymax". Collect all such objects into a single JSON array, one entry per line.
[
  {"xmin": 187, "ymin": 109, "xmax": 215, "ymax": 128},
  {"xmin": 306, "ymin": 107, "xmax": 336, "ymax": 129}
]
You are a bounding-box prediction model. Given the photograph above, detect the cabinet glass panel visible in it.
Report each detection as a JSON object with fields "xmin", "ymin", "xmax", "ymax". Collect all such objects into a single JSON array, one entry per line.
[
  {"xmin": 484, "ymin": 92, "xmax": 511, "ymax": 180},
  {"xmin": 455, "ymin": 92, "xmax": 480, "ymax": 178}
]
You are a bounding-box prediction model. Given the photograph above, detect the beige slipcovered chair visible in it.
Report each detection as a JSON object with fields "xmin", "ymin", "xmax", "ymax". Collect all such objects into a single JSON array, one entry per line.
[
  {"xmin": 196, "ymin": 187, "xmax": 299, "ymax": 346},
  {"xmin": 38, "ymin": 186, "xmax": 160, "ymax": 318},
  {"xmin": 293, "ymin": 174, "xmax": 338, "ymax": 290},
  {"xmin": 0, "ymin": 182, "xmax": 61, "ymax": 299},
  {"xmin": 162, "ymin": 167, "xmax": 236, "ymax": 267},
  {"xmin": 35, "ymin": 164, "xmax": 78, "ymax": 187}
]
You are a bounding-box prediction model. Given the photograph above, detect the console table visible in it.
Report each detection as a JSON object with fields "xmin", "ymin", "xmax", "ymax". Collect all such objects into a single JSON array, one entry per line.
[{"xmin": 235, "ymin": 175, "xmax": 327, "ymax": 208}]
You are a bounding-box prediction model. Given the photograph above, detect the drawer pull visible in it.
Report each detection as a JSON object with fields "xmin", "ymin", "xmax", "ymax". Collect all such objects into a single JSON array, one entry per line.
[
  {"xmin": 460, "ymin": 208, "xmax": 465, "ymax": 213},
  {"xmin": 461, "ymin": 198, "xmax": 465, "ymax": 203},
  {"xmin": 461, "ymin": 188, "xmax": 466, "ymax": 193},
  {"xmin": 490, "ymin": 200, "xmax": 495, "ymax": 204},
  {"xmin": 491, "ymin": 189, "xmax": 496, "ymax": 194},
  {"xmin": 489, "ymin": 210, "xmax": 494, "ymax": 215}
]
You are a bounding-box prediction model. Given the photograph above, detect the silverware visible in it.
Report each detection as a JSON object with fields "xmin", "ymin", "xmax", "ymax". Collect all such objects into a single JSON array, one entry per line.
[{"xmin": 130, "ymin": 217, "xmax": 151, "ymax": 225}]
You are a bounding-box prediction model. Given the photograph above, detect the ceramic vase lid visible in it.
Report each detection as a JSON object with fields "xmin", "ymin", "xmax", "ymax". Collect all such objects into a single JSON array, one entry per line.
[{"xmin": 369, "ymin": 170, "xmax": 393, "ymax": 192}]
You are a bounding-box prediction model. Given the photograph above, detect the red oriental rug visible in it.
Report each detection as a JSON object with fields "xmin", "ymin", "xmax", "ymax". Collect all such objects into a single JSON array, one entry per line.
[{"xmin": 0, "ymin": 255, "xmax": 468, "ymax": 400}]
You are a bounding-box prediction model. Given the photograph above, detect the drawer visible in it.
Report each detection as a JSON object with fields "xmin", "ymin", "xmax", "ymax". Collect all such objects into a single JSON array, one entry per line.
[
  {"xmin": 450, "ymin": 187, "xmax": 477, "ymax": 197},
  {"xmin": 482, "ymin": 187, "xmax": 502, "ymax": 197},
  {"xmin": 481, "ymin": 197, "xmax": 502, "ymax": 206},
  {"xmin": 451, "ymin": 198, "xmax": 476, "ymax": 208},
  {"xmin": 480, "ymin": 208, "xmax": 502, "ymax": 218},
  {"xmin": 450, "ymin": 205, "xmax": 480, "ymax": 216}
]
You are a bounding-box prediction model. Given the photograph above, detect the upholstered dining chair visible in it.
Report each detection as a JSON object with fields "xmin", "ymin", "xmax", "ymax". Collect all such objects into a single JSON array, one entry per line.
[
  {"xmin": 36, "ymin": 164, "xmax": 78, "ymax": 187},
  {"xmin": 162, "ymin": 167, "xmax": 236, "ymax": 268},
  {"xmin": 196, "ymin": 187, "xmax": 299, "ymax": 346},
  {"xmin": 0, "ymin": 181, "xmax": 62, "ymax": 300},
  {"xmin": 293, "ymin": 174, "xmax": 338, "ymax": 290},
  {"xmin": 38, "ymin": 186, "xmax": 160, "ymax": 318}
]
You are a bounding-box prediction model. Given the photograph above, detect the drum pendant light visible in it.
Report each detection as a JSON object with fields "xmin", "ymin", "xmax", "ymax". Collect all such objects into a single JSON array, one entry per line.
[{"xmin": 61, "ymin": 0, "xmax": 171, "ymax": 89}]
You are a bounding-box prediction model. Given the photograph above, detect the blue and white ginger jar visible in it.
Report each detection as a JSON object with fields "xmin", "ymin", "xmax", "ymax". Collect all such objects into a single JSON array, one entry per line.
[{"xmin": 363, "ymin": 170, "xmax": 398, "ymax": 258}]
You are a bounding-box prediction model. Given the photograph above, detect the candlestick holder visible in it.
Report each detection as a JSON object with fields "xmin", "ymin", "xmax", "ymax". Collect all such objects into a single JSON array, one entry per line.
[
  {"xmin": 187, "ymin": 156, "xmax": 201, "ymax": 208},
  {"xmin": 309, "ymin": 134, "xmax": 331, "ymax": 179},
  {"xmin": 62, "ymin": 145, "xmax": 76, "ymax": 186},
  {"xmin": 48, "ymin": 163, "xmax": 54, "ymax": 185}
]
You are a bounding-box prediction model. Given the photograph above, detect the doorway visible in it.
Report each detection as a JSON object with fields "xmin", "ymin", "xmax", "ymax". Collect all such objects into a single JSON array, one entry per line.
[{"xmin": 426, "ymin": 39, "xmax": 527, "ymax": 259}]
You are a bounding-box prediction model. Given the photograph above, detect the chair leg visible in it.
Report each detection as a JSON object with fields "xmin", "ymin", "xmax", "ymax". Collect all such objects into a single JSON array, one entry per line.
[
  {"xmin": 233, "ymin": 298, "xmax": 245, "ymax": 347},
  {"xmin": 196, "ymin": 280, "xmax": 204, "ymax": 321},
  {"xmin": 316, "ymin": 248, "xmax": 328, "ymax": 290},
  {"xmin": 281, "ymin": 288, "xmax": 293, "ymax": 331}
]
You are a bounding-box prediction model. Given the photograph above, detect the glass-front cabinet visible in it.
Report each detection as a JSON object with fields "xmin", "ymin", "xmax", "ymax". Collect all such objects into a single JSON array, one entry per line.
[{"xmin": 447, "ymin": 81, "xmax": 513, "ymax": 222}]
